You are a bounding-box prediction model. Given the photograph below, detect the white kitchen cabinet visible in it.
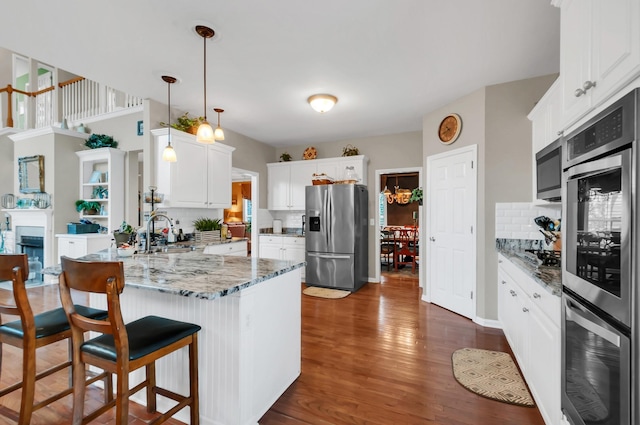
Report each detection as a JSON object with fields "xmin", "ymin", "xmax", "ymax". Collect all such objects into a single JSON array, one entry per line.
[
  {"xmin": 76, "ymin": 147, "xmax": 125, "ymax": 233},
  {"xmin": 56, "ymin": 234, "xmax": 112, "ymax": 260},
  {"xmin": 560, "ymin": 0, "xmax": 640, "ymax": 126},
  {"xmin": 259, "ymin": 235, "xmax": 305, "ymax": 280},
  {"xmin": 498, "ymin": 255, "xmax": 561, "ymax": 425},
  {"xmin": 267, "ymin": 155, "xmax": 368, "ymax": 211},
  {"xmin": 203, "ymin": 240, "xmax": 247, "ymax": 257},
  {"xmin": 152, "ymin": 129, "xmax": 235, "ymax": 209},
  {"xmin": 267, "ymin": 162, "xmax": 311, "ymax": 210}
]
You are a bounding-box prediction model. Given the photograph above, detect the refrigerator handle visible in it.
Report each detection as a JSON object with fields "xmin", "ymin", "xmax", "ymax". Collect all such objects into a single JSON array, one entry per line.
[{"xmin": 323, "ymin": 189, "xmax": 329, "ymax": 246}]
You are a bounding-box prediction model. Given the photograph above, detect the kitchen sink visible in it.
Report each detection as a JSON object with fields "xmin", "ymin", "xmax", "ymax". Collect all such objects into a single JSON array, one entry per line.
[{"xmin": 139, "ymin": 246, "xmax": 197, "ymax": 255}]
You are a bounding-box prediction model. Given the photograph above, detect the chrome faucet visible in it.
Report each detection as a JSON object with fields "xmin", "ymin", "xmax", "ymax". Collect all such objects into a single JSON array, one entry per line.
[{"xmin": 145, "ymin": 211, "xmax": 174, "ymax": 253}]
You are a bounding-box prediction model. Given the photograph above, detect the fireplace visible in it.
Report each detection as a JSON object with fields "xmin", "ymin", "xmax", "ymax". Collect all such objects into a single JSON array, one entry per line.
[{"xmin": 16, "ymin": 233, "xmax": 44, "ymax": 282}]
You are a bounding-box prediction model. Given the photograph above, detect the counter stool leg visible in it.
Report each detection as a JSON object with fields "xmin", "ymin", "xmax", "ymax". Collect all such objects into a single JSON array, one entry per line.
[
  {"xmin": 19, "ymin": 343, "xmax": 36, "ymax": 425},
  {"xmin": 146, "ymin": 363, "xmax": 157, "ymax": 413},
  {"xmin": 114, "ymin": 367, "xmax": 129, "ymax": 424},
  {"xmin": 190, "ymin": 334, "xmax": 200, "ymax": 425},
  {"xmin": 71, "ymin": 359, "xmax": 86, "ymax": 425}
]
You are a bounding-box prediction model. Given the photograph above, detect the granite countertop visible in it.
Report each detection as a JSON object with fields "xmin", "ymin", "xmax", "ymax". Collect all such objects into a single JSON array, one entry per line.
[
  {"xmin": 496, "ymin": 239, "xmax": 562, "ymax": 297},
  {"xmin": 259, "ymin": 232, "xmax": 305, "ymax": 238},
  {"xmin": 44, "ymin": 248, "xmax": 304, "ymax": 300}
]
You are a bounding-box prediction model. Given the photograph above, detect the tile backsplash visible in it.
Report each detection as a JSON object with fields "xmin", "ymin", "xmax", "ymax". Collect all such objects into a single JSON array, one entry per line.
[{"xmin": 495, "ymin": 202, "xmax": 561, "ymax": 240}]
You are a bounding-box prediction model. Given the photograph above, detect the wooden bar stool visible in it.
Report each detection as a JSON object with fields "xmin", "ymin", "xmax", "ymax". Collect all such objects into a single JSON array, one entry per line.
[
  {"xmin": 59, "ymin": 256, "xmax": 201, "ymax": 425},
  {"xmin": 0, "ymin": 253, "xmax": 110, "ymax": 424}
]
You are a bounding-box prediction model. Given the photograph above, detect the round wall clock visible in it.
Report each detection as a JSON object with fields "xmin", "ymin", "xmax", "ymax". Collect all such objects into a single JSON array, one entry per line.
[{"xmin": 438, "ymin": 113, "xmax": 462, "ymax": 144}]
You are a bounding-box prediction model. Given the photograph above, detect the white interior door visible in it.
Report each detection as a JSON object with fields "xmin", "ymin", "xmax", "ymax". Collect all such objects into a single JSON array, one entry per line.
[{"xmin": 427, "ymin": 145, "xmax": 477, "ymax": 319}]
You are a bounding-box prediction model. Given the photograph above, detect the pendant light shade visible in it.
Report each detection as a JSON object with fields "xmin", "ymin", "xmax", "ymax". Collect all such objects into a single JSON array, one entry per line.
[
  {"xmin": 214, "ymin": 108, "xmax": 225, "ymax": 140},
  {"xmin": 195, "ymin": 25, "xmax": 216, "ymax": 144},
  {"xmin": 162, "ymin": 75, "xmax": 177, "ymax": 162}
]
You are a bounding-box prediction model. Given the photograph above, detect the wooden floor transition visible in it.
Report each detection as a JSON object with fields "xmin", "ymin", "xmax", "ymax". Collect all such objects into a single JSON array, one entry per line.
[{"xmin": 0, "ymin": 271, "xmax": 545, "ymax": 425}]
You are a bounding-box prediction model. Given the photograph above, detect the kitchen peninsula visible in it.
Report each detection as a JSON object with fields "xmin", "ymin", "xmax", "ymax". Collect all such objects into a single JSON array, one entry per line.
[{"xmin": 46, "ymin": 248, "xmax": 303, "ymax": 425}]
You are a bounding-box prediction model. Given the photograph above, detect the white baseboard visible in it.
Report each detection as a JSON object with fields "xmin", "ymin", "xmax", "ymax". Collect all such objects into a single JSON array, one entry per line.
[{"xmin": 473, "ymin": 316, "xmax": 502, "ymax": 329}]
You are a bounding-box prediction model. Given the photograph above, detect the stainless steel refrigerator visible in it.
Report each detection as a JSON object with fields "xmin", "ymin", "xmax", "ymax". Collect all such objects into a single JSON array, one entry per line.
[{"xmin": 305, "ymin": 184, "xmax": 368, "ymax": 292}]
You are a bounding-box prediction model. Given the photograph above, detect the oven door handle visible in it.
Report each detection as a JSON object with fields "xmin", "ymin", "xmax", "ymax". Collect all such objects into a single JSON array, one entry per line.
[
  {"xmin": 566, "ymin": 300, "xmax": 621, "ymax": 347},
  {"xmin": 565, "ymin": 151, "xmax": 623, "ymax": 180}
]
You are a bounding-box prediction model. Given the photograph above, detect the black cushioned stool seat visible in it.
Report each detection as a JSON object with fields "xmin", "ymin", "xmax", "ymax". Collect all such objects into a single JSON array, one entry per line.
[
  {"xmin": 0, "ymin": 305, "xmax": 108, "ymax": 339},
  {"xmin": 82, "ymin": 315, "xmax": 201, "ymax": 362}
]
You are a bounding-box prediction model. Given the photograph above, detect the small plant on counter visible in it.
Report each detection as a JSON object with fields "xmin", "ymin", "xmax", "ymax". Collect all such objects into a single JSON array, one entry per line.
[
  {"xmin": 75, "ymin": 200, "xmax": 101, "ymax": 214},
  {"xmin": 193, "ymin": 217, "xmax": 222, "ymax": 231}
]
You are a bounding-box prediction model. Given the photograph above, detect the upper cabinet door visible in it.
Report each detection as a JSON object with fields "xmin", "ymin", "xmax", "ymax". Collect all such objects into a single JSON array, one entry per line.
[
  {"xmin": 561, "ymin": 0, "xmax": 640, "ymax": 127},
  {"xmin": 207, "ymin": 144, "xmax": 233, "ymax": 208},
  {"xmin": 268, "ymin": 164, "xmax": 291, "ymax": 210},
  {"xmin": 171, "ymin": 140, "xmax": 209, "ymax": 208},
  {"xmin": 590, "ymin": 0, "xmax": 640, "ymax": 105},
  {"xmin": 560, "ymin": 0, "xmax": 592, "ymax": 125}
]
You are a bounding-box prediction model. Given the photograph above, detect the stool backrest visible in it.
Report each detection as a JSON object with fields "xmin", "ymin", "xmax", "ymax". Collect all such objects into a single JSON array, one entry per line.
[
  {"xmin": 59, "ymin": 256, "xmax": 127, "ymax": 345},
  {"xmin": 0, "ymin": 254, "xmax": 32, "ymax": 326}
]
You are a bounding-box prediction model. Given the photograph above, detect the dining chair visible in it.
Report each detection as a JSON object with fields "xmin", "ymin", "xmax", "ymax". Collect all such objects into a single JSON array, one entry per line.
[
  {"xmin": 394, "ymin": 229, "xmax": 419, "ymax": 273},
  {"xmin": 0, "ymin": 253, "xmax": 109, "ymax": 424},
  {"xmin": 380, "ymin": 230, "xmax": 397, "ymax": 271},
  {"xmin": 58, "ymin": 256, "xmax": 201, "ymax": 425}
]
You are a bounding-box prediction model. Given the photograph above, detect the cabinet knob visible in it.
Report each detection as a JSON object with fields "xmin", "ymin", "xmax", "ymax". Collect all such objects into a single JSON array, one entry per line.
[
  {"xmin": 557, "ymin": 130, "xmax": 564, "ymax": 136},
  {"xmin": 582, "ymin": 80, "xmax": 596, "ymax": 91},
  {"xmin": 574, "ymin": 88, "xmax": 586, "ymax": 97},
  {"xmin": 522, "ymin": 307, "xmax": 529, "ymax": 313},
  {"xmin": 533, "ymin": 293, "xmax": 541, "ymax": 299},
  {"xmin": 429, "ymin": 236, "xmax": 436, "ymax": 242},
  {"xmin": 510, "ymin": 290, "xmax": 517, "ymax": 297},
  {"xmin": 498, "ymin": 259, "xmax": 502, "ymax": 263},
  {"xmin": 501, "ymin": 280, "xmax": 506, "ymax": 285}
]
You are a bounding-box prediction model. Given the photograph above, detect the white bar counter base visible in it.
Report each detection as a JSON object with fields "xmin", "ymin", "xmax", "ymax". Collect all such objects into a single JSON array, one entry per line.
[{"xmin": 46, "ymin": 248, "xmax": 302, "ymax": 425}]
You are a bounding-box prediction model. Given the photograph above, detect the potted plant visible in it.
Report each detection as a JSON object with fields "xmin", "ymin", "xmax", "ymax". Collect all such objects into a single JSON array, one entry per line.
[
  {"xmin": 279, "ymin": 152, "xmax": 292, "ymax": 162},
  {"xmin": 75, "ymin": 200, "xmax": 102, "ymax": 215},
  {"xmin": 85, "ymin": 133, "xmax": 118, "ymax": 149},
  {"xmin": 161, "ymin": 112, "xmax": 205, "ymax": 135},
  {"xmin": 114, "ymin": 220, "xmax": 135, "ymax": 246},
  {"xmin": 193, "ymin": 216, "xmax": 222, "ymax": 243},
  {"xmin": 410, "ymin": 187, "xmax": 423, "ymax": 205}
]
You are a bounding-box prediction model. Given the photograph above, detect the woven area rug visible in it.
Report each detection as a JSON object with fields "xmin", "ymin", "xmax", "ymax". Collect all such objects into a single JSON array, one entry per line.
[
  {"xmin": 302, "ymin": 286, "xmax": 350, "ymax": 299},
  {"xmin": 451, "ymin": 347, "xmax": 535, "ymax": 407}
]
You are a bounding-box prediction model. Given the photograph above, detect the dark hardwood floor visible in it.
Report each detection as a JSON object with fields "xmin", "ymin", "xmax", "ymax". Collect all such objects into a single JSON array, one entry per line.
[
  {"xmin": 0, "ymin": 270, "xmax": 545, "ymax": 424},
  {"xmin": 259, "ymin": 270, "xmax": 546, "ymax": 425}
]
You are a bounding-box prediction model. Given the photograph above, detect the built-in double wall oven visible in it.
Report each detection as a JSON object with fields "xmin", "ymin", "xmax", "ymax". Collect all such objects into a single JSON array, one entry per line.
[{"xmin": 562, "ymin": 88, "xmax": 639, "ymax": 425}]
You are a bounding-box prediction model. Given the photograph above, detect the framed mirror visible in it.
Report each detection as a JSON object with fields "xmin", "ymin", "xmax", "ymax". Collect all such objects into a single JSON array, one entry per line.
[{"xmin": 18, "ymin": 155, "xmax": 45, "ymax": 194}]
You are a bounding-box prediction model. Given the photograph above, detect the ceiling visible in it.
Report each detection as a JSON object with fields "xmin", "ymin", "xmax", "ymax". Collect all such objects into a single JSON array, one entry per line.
[{"xmin": 0, "ymin": 0, "xmax": 560, "ymax": 148}]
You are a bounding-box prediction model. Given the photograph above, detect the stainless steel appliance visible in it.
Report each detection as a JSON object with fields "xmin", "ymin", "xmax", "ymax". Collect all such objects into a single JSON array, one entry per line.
[
  {"xmin": 561, "ymin": 88, "xmax": 639, "ymax": 425},
  {"xmin": 536, "ymin": 137, "xmax": 562, "ymax": 201},
  {"xmin": 305, "ymin": 184, "xmax": 368, "ymax": 292}
]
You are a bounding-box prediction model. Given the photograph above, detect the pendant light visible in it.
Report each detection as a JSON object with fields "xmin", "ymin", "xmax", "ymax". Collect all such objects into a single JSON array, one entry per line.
[
  {"xmin": 195, "ymin": 25, "xmax": 215, "ymax": 144},
  {"xmin": 161, "ymin": 75, "xmax": 177, "ymax": 162},
  {"xmin": 213, "ymin": 108, "xmax": 225, "ymax": 140}
]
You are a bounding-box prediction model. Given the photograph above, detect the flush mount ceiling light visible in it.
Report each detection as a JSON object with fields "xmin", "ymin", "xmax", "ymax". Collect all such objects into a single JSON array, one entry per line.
[
  {"xmin": 213, "ymin": 108, "xmax": 225, "ymax": 140},
  {"xmin": 308, "ymin": 94, "xmax": 338, "ymax": 113},
  {"xmin": 161, "ymin": 75, "xmax": 177, "ymax": 162},
  {"xmin": 195, "ymin": 25, "xmax": 216, "ymax": 144}
]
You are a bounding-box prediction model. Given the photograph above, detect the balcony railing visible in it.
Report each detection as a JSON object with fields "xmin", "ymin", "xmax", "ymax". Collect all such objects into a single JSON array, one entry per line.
[{"xmin": 0, "ymin": 76, "xmax": 143, "ymax": 130}]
